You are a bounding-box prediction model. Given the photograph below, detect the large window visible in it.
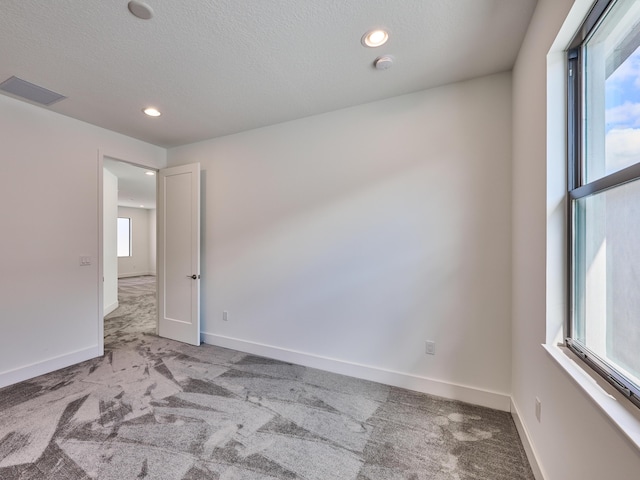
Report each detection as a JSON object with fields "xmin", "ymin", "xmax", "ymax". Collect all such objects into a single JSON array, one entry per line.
[
  {"xmin": 117, "ymin": 217, "xmax": 132, "ymax": 257},
  {"xmin": 568, "ymin": 0, "xmax": 640, "ymax": 408}
]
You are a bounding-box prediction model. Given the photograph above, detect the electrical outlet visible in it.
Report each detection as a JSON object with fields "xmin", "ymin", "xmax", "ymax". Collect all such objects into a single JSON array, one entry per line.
[
  {"xmin": 425, "ymin": 341, "xmax": 436, "ymax": 355},
  {"xmin": 223, "ymin": 311, "xmax": 228, "ymax": 321},
  {"xmin": 535, "ymin": 397, "xmax": 541, "ymax": 422}
]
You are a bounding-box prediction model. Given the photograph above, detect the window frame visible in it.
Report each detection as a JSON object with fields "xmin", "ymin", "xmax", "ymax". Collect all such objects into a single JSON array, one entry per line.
[{"xmin": 566, "ymin": 0, "xmax": 640, "ymax": 409}]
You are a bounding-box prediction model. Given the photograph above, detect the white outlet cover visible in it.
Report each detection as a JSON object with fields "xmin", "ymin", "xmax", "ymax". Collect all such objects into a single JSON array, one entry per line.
[{"xmin": 425, "ymin": 341, "xmax": 436, "ymax": 355}]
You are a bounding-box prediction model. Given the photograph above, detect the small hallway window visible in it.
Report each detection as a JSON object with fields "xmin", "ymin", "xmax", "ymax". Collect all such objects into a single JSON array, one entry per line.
[{"xmin": 117, "ymin": 217, "xmax": 131, "ymax": 257}]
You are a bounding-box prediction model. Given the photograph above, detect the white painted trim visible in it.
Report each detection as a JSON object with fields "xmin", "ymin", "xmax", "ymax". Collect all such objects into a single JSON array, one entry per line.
[
  {"xmin": 118, "ymin": 272, "xmax": 156, "ymax": 278},
  {"xmin": 511, "ymin": 398, "xmax": 546, "ymax": 480},
  {"xmin": 104, "ymin": 301, "xmax": 119, "ymax": 316},
  {"xmin": 97, "ymin": 149, "xmax": 104, "ymax": 356},
  {"xmin": 202, "ymin": 332, "xmax": 511, "ymax": 411},
  {"xmin": 0, "ymin": 345, "xmax": 101, "ymax": 389}
]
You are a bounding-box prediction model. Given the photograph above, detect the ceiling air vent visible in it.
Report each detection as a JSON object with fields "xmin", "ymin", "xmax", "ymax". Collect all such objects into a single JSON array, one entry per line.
[{"xmin": 0, "ymin": 76, "xmax": 66, "ymax": 106}]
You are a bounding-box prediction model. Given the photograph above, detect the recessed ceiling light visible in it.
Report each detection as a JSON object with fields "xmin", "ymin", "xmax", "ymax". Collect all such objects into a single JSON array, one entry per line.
[
  {"xmin": 143, "ymin": 107, "xmax": 161, "ymax": 117},
  {"xmin": 362, "ymin": 29, "xmax": 389, "ymax": 48},
  {"xmin": 139, "ymin": 205, "xmax": 145, "ymax": 208},
  {"xmin": 145, "ymin": 171, "xmax": 155, "ymax": 176},
  {"xmin": 128, "ymin": 1, "xmax": 154, "ymax": 20}
]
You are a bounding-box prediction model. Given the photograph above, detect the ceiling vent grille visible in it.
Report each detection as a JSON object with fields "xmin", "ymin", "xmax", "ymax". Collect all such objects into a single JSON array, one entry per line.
[{"xmin": 0, "ymin": 76, "xmax": 66, "ymax": 106}]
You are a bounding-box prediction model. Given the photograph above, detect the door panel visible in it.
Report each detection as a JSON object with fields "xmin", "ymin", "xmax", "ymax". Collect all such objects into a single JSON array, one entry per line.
[{"xmin": 158, "ymin": 163, "xmax": 200, "ymax": 345}]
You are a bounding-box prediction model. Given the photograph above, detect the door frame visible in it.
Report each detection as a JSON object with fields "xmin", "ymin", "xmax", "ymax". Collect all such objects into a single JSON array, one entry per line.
[{"xmin": 98, "ymin": 150, "xmax": 159, "ymax": 355}]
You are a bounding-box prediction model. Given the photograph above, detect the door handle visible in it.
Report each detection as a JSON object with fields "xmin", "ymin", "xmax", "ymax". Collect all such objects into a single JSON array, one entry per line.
[{"xmin": 187, "ymin": 274, "xmax": 200, "ymax": 279}]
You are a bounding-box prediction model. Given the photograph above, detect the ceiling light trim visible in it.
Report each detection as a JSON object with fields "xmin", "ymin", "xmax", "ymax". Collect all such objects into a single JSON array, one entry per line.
[
  {"xmin": 362, "ymin": 29, "xmax": 389, "ymax": 48},
  {"xmin": 142, "ymin": 107, "xmax": 161, "ymax": 117}
]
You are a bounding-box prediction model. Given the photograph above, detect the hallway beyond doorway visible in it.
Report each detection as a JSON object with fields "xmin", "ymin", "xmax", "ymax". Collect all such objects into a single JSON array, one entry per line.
[{"xmin": 105, "ymin": 275, "xmax": 156, "ymax": 345}]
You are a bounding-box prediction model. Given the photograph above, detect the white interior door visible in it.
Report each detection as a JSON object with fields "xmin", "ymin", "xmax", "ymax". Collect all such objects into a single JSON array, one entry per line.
[{"xmin": 158, "ymin": 163, "xmax": 201, "ymax": 345}]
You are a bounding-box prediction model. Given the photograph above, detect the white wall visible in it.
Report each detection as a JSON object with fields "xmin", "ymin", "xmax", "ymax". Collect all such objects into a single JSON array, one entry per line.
[
  {"xmin": 168, "ymin": 73, "xmax": 513, "ymax": 409},
  {"xmin": 103, "ymin": 169, "xmax": 118, "ymax": 315},
  {"xmin": 0, "ymin": 94, "xmax": 165, "ymax": 388},
  {"xmin": 117, "ymin": 206, "xmax": 155, "ymax": 277},
  {"xmin": 512, "ymin": 0, "xmax": 640, "ymax": 477}
]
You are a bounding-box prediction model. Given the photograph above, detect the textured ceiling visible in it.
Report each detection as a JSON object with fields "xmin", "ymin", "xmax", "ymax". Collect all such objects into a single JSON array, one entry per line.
[
  {"xmin": 104, "ymin": 158, "xmax": 157, "ymax": 209},
  {"xmin": 0, "ymin": 0, "xmax": 537, "ymax": 148}
]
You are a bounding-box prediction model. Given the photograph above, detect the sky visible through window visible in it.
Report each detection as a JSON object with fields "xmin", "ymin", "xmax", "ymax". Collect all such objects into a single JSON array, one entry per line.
[{"xmin": 605, "ymin": 45, "xmax": 640, "ymax": 172}]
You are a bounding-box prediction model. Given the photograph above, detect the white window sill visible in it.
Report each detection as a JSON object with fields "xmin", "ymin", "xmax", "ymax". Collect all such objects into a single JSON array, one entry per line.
[{"xmin": 543, "ymin": 343, "xmax": 640, "ymax": 452}]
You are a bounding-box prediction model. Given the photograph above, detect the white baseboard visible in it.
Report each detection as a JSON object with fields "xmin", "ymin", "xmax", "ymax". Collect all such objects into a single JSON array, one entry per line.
[
  {"xmin": 202, "ymin": 332, "xmax": 511, "ymax": 411},
  {"xmin": 0, "ymin": 345, "xmax": 101, "ymax": 389},
  {"xmin": 118, "ymin": 272, "xmax": 155, "ymax": 278},
  {"xmin": 511, "ymin": 398, "xmax": 546, "ymax": 480},
  {"xmin": 104, "ymin": 301, "xmax": 119, "ymax": 316}
]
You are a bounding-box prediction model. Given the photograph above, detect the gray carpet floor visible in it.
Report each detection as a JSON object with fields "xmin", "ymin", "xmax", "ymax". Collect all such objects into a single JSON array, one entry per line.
[{"xmin": 0, "ymin": 276, "xmax": 534, "ymax": 479}]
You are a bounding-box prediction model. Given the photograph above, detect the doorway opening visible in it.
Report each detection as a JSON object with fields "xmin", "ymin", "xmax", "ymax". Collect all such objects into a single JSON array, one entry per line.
[{"xmin": 103, "ymin": 157, "xmax": 158, "ymax": 345}]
